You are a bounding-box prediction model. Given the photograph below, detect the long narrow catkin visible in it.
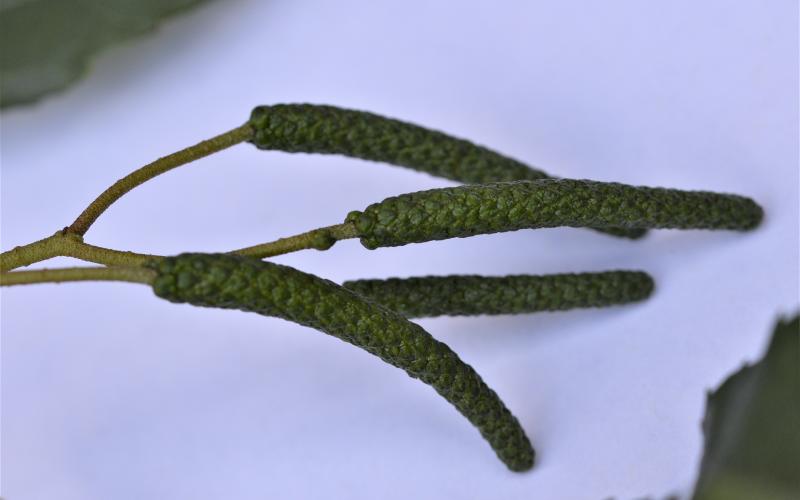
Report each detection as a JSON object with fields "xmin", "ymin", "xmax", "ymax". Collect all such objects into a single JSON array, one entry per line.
[
  {"xmin": 344, "ymin": 179, "xmax": 763, "ymax": 249},
  {"xmin": 343, "ymin": 271, "xmax": 654, "ymax": 318},
  {"xmin": 249, "ymin": 103, "xmax": 547, "ymax": 184},
  {"xmin": 147, "ymin": 253, "xmax": 534, "ymax": 471},
  {"xmin": 247, "ymin": 103, "xmax": 646, "ymax": 240}
]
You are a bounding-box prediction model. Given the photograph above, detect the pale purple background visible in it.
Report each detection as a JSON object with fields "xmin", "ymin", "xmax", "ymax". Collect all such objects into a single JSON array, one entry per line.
[{"xmin": 1, "ymin": 1, "xmax": 798, "ymax": 499}]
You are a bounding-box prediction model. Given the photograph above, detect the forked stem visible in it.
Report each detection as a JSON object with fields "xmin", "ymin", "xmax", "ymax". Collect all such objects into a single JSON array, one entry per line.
[
  {"xmin": 0, "ymin": 223, "xmax": 357, "ymax": 273},
  {"xmin": 67, "ymin": 123, "xmax": 253, "ymax": 236},
  {"xmin": 0, "ymin": 233, "xmax": 68, "ymax": 272},
  {"xmin": 0, "ymin": 231, "xmax": 158, "ymax": 272}
]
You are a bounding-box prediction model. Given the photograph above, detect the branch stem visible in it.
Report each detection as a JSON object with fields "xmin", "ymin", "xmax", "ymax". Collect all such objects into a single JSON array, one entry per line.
[
  {"xmin": 0, "ymin": 233, "xmax": 66, "ymax": 272},
  {"xmin": 61, "ymin": 240, "xmax": 160, "ymax": 268},
  {"xmin": 232, "ymin": 222, "xmax": 358, "ymax": 259},
  {"xmin": 1, "ymin": 222, "xmax": 356, "ymax": 274},
  {"xmin": 0, "ymin": 231, "xmax": 158, "ymax": 272},
  {"xmin": 0, "ymin": 266, "xmax": 156, "ymax": 287},
  {"xmin": 67, "ymin": 123, "xmax": 253, "ymax": 236}
]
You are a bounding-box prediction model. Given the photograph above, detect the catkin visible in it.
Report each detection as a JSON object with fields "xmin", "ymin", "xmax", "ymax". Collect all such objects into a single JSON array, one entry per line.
[
  {"xmin": 147, "ymin": 253, "xmax": 535, "ymax": 471},
  {"xmin": 343, "ymin": 271, "xmax": 654, "ymax": 318},
  {"xmin": 345, "ymin": 179, "xmax": 763, "ymax": 249},
  {"xmin": 248, "ymin": 103, "xmax": 646, "ymax": 240},
  {"xmin": 249, "ymin": 103, "xmax": 547, "ymax": 184}
]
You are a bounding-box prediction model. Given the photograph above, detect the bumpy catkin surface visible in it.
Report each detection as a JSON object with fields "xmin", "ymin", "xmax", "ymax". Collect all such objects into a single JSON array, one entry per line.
[
  {"xmin": 343, "ymin": 271, "xmax": 654, "ymax": 318},
  {"xmin": 249, "ymin": 103, "xmax": 547, "ymax": 184},
  {"xmin": 345, "ymin": 179, "xmax": 763, "ymax": 249},
  {"xmin": 147, "ymin": 253, "xmax": 534, "ymax": 471},
  {"xmin": 248, "ymin": 104, "xmax": 645, "ymax": 239}
]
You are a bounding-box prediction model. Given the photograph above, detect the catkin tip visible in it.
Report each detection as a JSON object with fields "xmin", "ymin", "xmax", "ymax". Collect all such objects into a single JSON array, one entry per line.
[
  {"xmin": 637, "ymin": 272, "xmax": 656, "ymax": 299},
  {"xmin": 510, "ymin": 457, "xmax": 535, "ymax": 472},
  {"xmin": 745, "ymin": 200, "xmax": 764, "ymax": 230}
]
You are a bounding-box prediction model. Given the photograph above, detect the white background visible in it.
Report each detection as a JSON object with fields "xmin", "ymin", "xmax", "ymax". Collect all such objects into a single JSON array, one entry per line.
[{"xmin": 1, "ymin": 1, "xmax": 797, "ymax": 499}]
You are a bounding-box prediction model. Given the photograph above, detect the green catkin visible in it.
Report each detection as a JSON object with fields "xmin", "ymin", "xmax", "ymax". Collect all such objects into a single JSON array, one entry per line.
[
  {"xmin": 345, "ymin": 179, "xmax": 763, "ymax": 249},
  {"xmin": 247, "ymin": 103, "xmax": 646, "ymax": 240},
  {"xmin": 249, "ymin": 103, "xmax": 548, "ymax": 184},
  {"xmin": 343, "ymin": 271, "xmax": 654, "ymax": 318},
  {"xmin": 147, "ymin": 253, "xmax": 534, "ymax": 472}
]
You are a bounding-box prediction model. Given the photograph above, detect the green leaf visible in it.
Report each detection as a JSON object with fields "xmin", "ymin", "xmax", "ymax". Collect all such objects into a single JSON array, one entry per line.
[
  {"xmin": 0, "ymin": 0, "xmax": 210, "ymax": 108},
  {"xmin": 692, "ymin": 313, "xmax": 800, "ymax": 500}
]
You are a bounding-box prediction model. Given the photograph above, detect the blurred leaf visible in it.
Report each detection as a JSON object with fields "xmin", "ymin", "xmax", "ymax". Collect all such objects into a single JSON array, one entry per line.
[
  {"xmin": 692, "ymin": 313, "xmax": 800, "ymax": 500},
  {"xmin": 0, "ymin": 0, "xmax": 210, "ymax": 108}
]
